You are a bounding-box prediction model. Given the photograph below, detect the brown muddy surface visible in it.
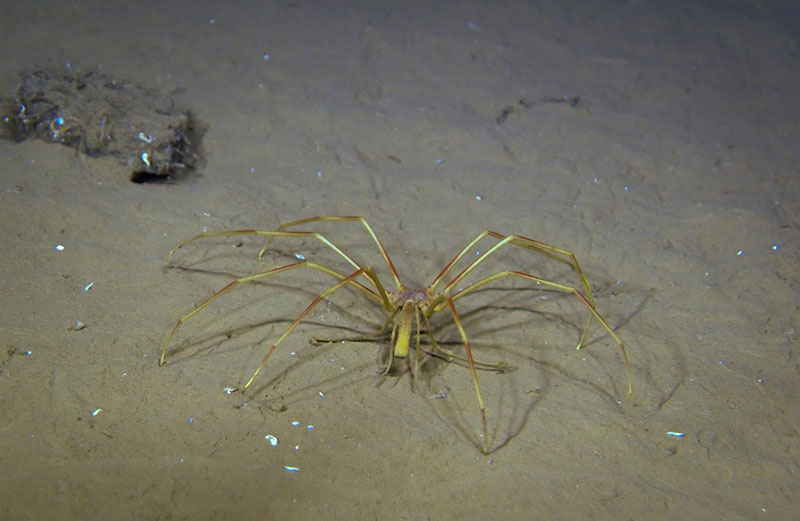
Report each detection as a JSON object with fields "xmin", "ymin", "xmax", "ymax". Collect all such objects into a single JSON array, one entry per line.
[{"xmin": 1, "ymin": 1, "xmax": 798, "ymax": 520}]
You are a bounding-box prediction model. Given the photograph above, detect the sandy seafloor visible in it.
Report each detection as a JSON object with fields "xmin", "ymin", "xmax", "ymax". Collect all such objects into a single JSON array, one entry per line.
[{"xmin": 1, "ymin": 1, "xmax": 798, "ymax": 519}]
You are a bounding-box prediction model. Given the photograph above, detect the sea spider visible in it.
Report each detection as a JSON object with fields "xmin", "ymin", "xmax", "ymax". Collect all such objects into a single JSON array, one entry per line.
[{"xmin": 159, "ymin": 216, "xmax": 632, "ymax": 453}]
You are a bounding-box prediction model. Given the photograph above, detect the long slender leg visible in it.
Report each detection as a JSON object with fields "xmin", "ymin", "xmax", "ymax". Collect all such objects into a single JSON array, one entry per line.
[
  {"xmin": 159, "ymin": 261, "xmax": 382, "ymax": 366},
  {"xmin": 312, "ymin": 308, "xmax": 400, "ymax": 344},
  {"xmin": 443, "ymin": 270, "xmax": 632, "ymax": 398},
  {"xmin": 429, "ymin": 231, "xmax": 489, "ymax": 292},
  {"xmin": 446, "ymin": 298, "xmax": 489, "ymax": 454},
  {"xmin": 420, "ymin": 312, "xmax": 509, "ymax": 371},
  {"xmin": 431, "ymin": 233, "xmax": 599, "ymax": 349},
  {"xmin": 436, "ymin": 233, "xmax": 595, "ymax": 307},
  {"xmin": 242, "ymin": 267, "xmax": 368, "ymax": 390},
  {"xmin": 168, "ymin": 228, "xmax": 393, "ymax": 311},
  {"xmin": 431, "ymin": 232, "xmax": 591, "ymax": 294},
  {"xmin": 258, "ymin": 216, "xmax": 404, "ymax": 290}
]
